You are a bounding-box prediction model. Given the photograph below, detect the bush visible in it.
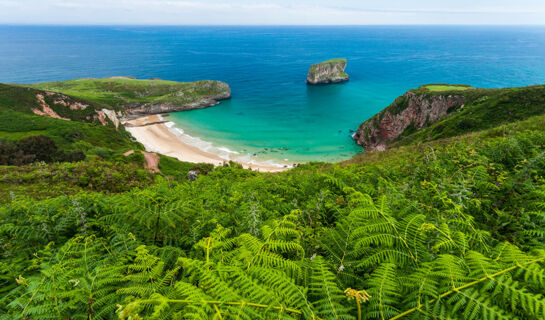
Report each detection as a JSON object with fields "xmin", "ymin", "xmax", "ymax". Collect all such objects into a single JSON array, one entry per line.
[
  {"xmin": 63, "ymin": 151, "xmax": 86, "ymax": 162},
  {"xmin": 16, "ymin": 135, "xmax": 59, "ymax": 162}
]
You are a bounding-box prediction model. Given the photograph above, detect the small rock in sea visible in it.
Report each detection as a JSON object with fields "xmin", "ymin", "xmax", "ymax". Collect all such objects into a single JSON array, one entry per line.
[
  {"xmin": 339, "ymin": 146, "xmax": 345, "ymax": 149},
  {"xmin": 349, "ymin": 129, "xmax": 355, "ymax": 133},
  {"xmin": 187, "ymin": 170, "xmax": 199, "ymax": 181},
  {"xmin": 253, "ymin": 153, "xmax": 257, "ymax": 156},
  {"xmin": 338, "ymin": 130, "xmax": 342, "ymax": 133}
]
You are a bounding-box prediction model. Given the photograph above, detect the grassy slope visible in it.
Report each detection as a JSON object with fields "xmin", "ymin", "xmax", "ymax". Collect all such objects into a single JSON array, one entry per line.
[
  {"xmin": 362, "ymin": 84, "xmax": 545, "ymax": 148},
  {"xmin": 30, "ymin": 78, "xmax": 229, "ymax": 108},
  {"xmin": 2, "ymin": 77, "xmax": 545, "ymax": 318},
  {"xmin": 0, "ymin": 84, "xmax": 138, "ymax": 151},
  {"xmin": 424, "ymin": 84, "xmax": 471, "ymax": 92},
  {"xmin": 0, "ymin": 78, "xmax": 235, "ymax": 202},
  {"xmin": 1, "ymin": 102, "xmax": 545, "ymax": 318},
  {"xmin": 0, "ymin": 83, "xmax": 148, "ymax": 201},
  {"xmin": 0, "ymin": 83, "xmax": 113, "ymax": 121},
  {"xmin": 397, "ymin": 84, "xmax": 545, "ymax": 146}
]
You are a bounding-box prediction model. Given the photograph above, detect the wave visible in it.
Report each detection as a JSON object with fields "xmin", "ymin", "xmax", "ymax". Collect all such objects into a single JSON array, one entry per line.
[{"xmin": 161, "ymin": 118, "xmax": 294, "ymax": 169}]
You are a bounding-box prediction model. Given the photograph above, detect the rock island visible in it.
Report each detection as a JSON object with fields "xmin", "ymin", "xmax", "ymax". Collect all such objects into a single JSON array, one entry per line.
[{"xmin": 306, "ymin": 58, "xmax": 349, "ymax": 85}]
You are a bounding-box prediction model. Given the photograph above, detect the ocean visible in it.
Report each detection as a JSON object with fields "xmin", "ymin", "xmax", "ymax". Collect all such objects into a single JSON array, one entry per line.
[{"xmin": 2, "ymin": 25, "xmax": 545, "ymax": 163}]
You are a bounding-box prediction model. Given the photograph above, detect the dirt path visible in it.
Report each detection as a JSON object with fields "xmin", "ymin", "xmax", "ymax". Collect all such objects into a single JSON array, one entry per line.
[{"xmin": 142, "ymin": 151, "xmax": 160, "ymax": 173}]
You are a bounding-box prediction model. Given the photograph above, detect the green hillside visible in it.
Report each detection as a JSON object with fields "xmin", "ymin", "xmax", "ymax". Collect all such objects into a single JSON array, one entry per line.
[
  {"xmin": 402, "ymin": 84, "xmax": 545, "ymax": 144},
  {"xmin": 30, "ymin": 77, "xmax": 230, "ymax": 109},
  {"xmin": 1, "ymin": 82, "xmax": 545, "ymax": 319},
  {"xmin": 356, "ymin": 84, "xmax": 545, "ymax": 152}
]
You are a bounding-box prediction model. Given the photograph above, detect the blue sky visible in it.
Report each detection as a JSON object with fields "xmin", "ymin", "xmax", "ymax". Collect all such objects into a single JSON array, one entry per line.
[{"xmin": 1, "ymin": 0, "xmax": 544, "ymax": 25}]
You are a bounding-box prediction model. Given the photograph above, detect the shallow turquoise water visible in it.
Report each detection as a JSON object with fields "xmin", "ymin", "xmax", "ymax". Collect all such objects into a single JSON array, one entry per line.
[{"xmin": 2, "ymin": 26, "xmax": 545, "ymax": 164}]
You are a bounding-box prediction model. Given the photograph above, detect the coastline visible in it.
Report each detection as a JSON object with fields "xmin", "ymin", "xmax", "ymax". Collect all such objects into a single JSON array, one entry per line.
[{"xmin": 124, "ymin": 115, "xmax": 291, "ymax": 173}]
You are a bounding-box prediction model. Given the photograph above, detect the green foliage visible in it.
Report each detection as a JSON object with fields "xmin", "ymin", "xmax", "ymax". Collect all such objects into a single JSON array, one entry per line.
[
  {"xmin": 0, "ymin": 160, "xmax": 153, "ymax": 202},
  {"xmin": 1, "ymin": 93, "xmax": 545, "ymax": 318},
  {"xmin": 402, "ymin": 85, "xmax": 545, "ymax": 146},
  {"xmin": 424, "ymin": 84, "xmax": 472, "ymax": 92},
  {"xmin": 0, "ymin": 110, "xmax": 137, "ymax": 152},
  {"xmin": 1, "ymin": 135, "xmax": 60, "ymax": 165},
  {"xmin": 359, "ymin": 84, "xmax": 545, "ymax": 149}
]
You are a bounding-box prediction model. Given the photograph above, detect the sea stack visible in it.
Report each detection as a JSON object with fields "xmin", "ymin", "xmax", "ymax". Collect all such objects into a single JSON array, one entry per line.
[{"xmin": 306, "ymin": 59, "xmax": 349, "ymax": 85}]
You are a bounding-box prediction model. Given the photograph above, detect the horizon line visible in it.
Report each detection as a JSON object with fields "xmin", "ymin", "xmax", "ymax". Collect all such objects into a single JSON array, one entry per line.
[{"xmin": 2, "ymin": 23, "xmax": 545, "ymax": 27}]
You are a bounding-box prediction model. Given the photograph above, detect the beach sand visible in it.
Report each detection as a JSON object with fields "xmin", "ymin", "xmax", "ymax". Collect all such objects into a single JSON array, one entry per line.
[{"xmin": 124, "ymin": 115, "xmax": 289, "ymax": 173}]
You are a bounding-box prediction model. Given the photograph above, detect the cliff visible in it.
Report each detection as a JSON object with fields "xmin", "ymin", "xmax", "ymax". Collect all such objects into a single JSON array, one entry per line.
[
  {"xmin": 30, "ymin": 78, "xmax": 231, "ymax": 117},
  {"xmin": 353, "ymin": 84, "xmax": 545, "ymax": 151},
  {"xmin": 124, "ymin": 81, "xmax": 231, "ymax": 116},
  {"xmin": 307, "ymin": 59, "xmax": 349, "ymax": 85},
  {"xmin": 353, "ymin": 85, "xmax": 470, "ymax": 151},
  {"xmin": 0, "ymin": 84, "xmax": 121, "ymax": 128}
]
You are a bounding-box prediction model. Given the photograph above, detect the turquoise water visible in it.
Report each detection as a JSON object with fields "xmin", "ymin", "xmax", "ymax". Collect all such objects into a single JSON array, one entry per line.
[{"xmin": 2, "ymin": 26, "xmax": 545, "ymax": 163}]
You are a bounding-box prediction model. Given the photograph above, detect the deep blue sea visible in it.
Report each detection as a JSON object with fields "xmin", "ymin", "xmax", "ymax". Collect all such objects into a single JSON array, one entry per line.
[{"xmin": 1, "ymin": 26, "xmax": 545, "ymax": 164}]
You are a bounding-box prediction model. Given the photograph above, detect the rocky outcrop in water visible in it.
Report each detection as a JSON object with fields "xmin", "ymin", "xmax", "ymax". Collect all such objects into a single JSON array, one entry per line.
[
  {"xmin": 307, "ymin": 59, "xmax": 349, "ymax": 85},
  {"xmin": 353, "ymin": 90, "xmax": 466, "ymax": 151}
]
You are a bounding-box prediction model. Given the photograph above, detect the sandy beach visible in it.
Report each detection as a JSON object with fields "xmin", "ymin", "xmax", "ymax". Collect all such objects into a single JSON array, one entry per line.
[{"xmin": 124, "ymin": 115, "xmax": 290, "ymax": 173}]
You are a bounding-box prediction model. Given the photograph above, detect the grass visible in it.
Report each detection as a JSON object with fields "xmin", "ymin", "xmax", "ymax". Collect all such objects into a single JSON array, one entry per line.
[
  {"xmin": 0, "ymin": 160, "xmax": 153, "ymax": 203},
  {"xmin": 424, "ymin": 84, "xmax": 471, "ymax": 92},
  {"xmin": 316, "ymin": 58, "xmax": 347, "ymax": 65},
  {"xmin": 359, "ymin": 84, "xmax": 545, "ymax": 149},
  {"xmin": 29, "ymin": 78, "xmax": 230, "ymax": 109},
  {"xmin": 0, "ymin": 110, "xmax": 139, "ymax": 152},
  {"xmin": 347, "ymin": 111, "xmax": 545, "ymax": 167},
  {"xmin": 397, "ymin": 84, "xmax": 545, "ymax": 146},
  {"xmin": 0, "ymin": 85, "xmax": 141, "ymax": 163}
]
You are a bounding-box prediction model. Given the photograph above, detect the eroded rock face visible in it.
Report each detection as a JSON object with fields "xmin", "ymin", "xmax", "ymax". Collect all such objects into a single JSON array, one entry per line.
[
  {"xmin": 97, "ymin": 108, "xmax": 121, "ymax": 130},
  {"xmin": 32, "ymin": 94, "xmax": 71, "ymax": 121},
  {"xmin": 353, "ymin": 91, "xmax": 465, "ymax": 151},
  {"xmin": 31, "ymin": 92, "xmax": 121, "ymax": 129},
  {"xmin": 307, "ymin": 59, "xmax": 349, "ymax": 85}
]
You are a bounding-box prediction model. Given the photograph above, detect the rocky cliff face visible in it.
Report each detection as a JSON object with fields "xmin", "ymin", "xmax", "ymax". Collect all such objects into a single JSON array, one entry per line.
[
  {"xmin": 307, "ymin": 59, "xmax": 349, "ymax": 85},
  {"xmin": 353, "ymin": 91, "xmax": 466, "ymax": 151},
  {"xmin": 123, "ymin": 81, "xmax": 231, "ymax": 117},
  {"xmin": 30, "ymin": 91, "xmax": 122, "ymax": 129}
]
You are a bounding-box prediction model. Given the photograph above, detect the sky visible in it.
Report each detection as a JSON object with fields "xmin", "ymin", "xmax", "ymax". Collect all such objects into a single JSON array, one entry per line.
[{"xmin": 0, "ymin": 0, "xmax": 544, "ymax": 25}]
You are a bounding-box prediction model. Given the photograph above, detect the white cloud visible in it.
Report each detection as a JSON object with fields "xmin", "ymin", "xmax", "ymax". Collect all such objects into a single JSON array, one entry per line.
[{"xmin": 0, "ymin": 0, "xmax": 544, "ymax": 24}]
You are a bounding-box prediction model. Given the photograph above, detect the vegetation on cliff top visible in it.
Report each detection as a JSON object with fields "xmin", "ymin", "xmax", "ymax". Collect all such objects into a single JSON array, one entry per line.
[
  {"xmin": 358, "ymin": 84, "xmax": 545, "ymax": 150},
  {"xmin": 423, "ymin": 84, "xmax": 472, "ymax": 92},
  {"xmin": 1, "ymin": 81, "xmax": 545, "ymax": 319},
  {"xmin": 399, "ymin": 84, "xmax": 545, "ymax": 146},
  {"xmin": 29, "ymin": 78, "xmax": 230, "ymax": 109},
  {"xmin": 314, "ymin": 58, "xmax": 347, "ymax": 65}
]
